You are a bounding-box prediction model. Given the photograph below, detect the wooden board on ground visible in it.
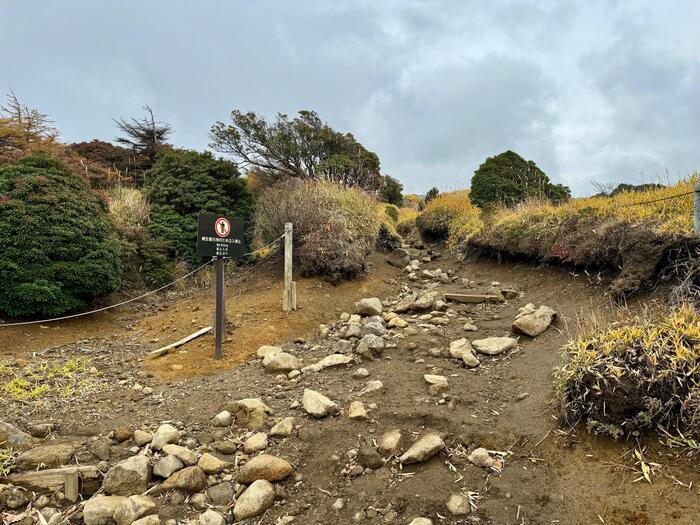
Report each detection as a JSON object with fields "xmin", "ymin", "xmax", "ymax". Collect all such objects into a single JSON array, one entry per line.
[
  {"xmin": 444, "ymin": 292, "xmax": 505, "ymax": 304},
  {"xmin": 7, "ymin": 465, "xmax": 101, "ymax": 496},
  {"xmin": 147, "ymin": 326, "xmax": 212, "ymax": 359}
]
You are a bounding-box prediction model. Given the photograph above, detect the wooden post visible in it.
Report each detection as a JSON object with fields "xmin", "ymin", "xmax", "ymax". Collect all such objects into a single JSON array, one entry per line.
[
  {"xmin": 63, "ymin": 468, "xmax": 80, "ymax": 502},
  {"xmin": 214, "ymin": 257, "xmax": 225, "ymax": 359},
  {"xmin": 694, "ymin": 183, "xmax": 700, "ymax": 234},
  {"xmin": 283, "ymin": 223, "xmax": 297, "ymax": 311}
]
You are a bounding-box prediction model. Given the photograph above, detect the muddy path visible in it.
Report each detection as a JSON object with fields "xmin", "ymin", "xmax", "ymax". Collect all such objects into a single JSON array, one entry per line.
[{"xmin": 1, "ymin": 246, "xmax": 698, "ymax": 525}]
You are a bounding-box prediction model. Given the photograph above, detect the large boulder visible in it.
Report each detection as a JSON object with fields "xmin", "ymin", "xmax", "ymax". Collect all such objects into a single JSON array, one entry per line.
[
  {"xmin": 355, "ymin": 298, "xmax": 383, "ymax": 316},
  {"xmin": 399, "ymin": 433, "xmax": 445, "ymax": 464},
  {"xmin": 233, "ymin": 480, "xmax": 275, "ymax": 521},
  {"xmin": 512, "ymin": 304, "xmax": 556, "ymax": 337},
  {"xmin": 103, "ymin": 455, "xmax": 151, "ymax": 496},
  {"xmin": 15, "ymin": 444, "xmax": 74, "ymax": 469},
  {"xmin": 238, "ymin": 454, "xmax": 294, "ymax": 483},
  {"xmin": 83, "ymin": 495, "xmax": 127, "ymax": 525},
  {"xmin": 302, "ymin": 389, "xmax": 339, "ymax": 418},
  {"xmin": 472, "ymin": 337, "xmax": 517, "ymax": 356}
]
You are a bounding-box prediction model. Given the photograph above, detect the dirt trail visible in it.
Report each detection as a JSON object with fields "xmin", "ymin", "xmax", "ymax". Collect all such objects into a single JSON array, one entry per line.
[{"xmin": 1, "ymin": 247, "xmax": 698, "ymax": 524}]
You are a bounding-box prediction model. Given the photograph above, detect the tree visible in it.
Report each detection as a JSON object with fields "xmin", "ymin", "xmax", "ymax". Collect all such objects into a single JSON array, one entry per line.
[
  {"xmin": 144, "ymin": 149, "xmax": 254, "ymax": 262},
  {"xmin": 0, "ymin": 154, "xmax": 122, "ymax": 317},
  {"xmin": 114, "ymin": 105, "xmax": 172, "ymax": 172},
  {"xmin": 0, "ymin": 91, "xmax": 60, "ymax": 161},
  {"xmin": 378, "ymin": 175, "xmax": 403, "ymax": 206},
  {"xmin": 209, "ymin": 110, "xmax": 382, "ymax": 190},
  {"xmin": 469, "ymin": 150, "xmax": 570, "ymax": 209},
  {"xmin": 425, "ymin": 187, "xmax": 439, "ymax": 204}
]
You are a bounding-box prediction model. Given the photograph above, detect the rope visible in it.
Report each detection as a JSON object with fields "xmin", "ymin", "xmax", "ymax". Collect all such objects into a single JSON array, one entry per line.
[
  {"xmin": 617, "ymin": 190, "xmax": 695, "ymax": 208},
  {"xmin": 0, "ymin": 233, "xmax": 286, "ymax": 327}
]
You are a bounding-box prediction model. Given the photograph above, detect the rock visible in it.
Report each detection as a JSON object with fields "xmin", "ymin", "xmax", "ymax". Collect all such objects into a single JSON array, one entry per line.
[
  {"xmin": 0, "ymin": 421, "xmax": 33, "ymax": 450},
  {"xmin": 16, "ymin": 444, "xmax": 74, "ymax": 469},
  {"xmin": 358, "ymin": 380, "xmax": 384, "ymax": 396},
  {"xmin": 133, "ymin": 430, "xmax": 152, "ymax": 447},
  {"xmin": 211, "ymin": 411, "xmax": 232, "ymax": 427},
  {"xmin": 393, "ymin": 294, "xmax": 416, "ymax": 313},
  {"xmin": 88, "ymin": 437, "xmax": 112, "ymax": 461},
  {"xmin": 233, "ymin": 480, "xmax": 275, "ymax": 520},
  {"xmin": 0, "ymin": 485, "xmax": 28, "ymax": 510},
  {"xmin": 356, "ymin": 334, "xmax": 385, "ymax": 359},
  {"xmin": 463, "ymin": 323, "xmax": 478, "ymax": 332},
  {"xmin": 153, "ymin": 455, "xmax": 184, "ymax": 478},
  {"xmin": 387, "ymin": 248, "xmax": 411, "ymax": 268},
  {"xmin": 151, "ymin": 466, "xmax": 206, "ymax": 494},
  {"xmin": 226, "ymin": 398, "xmax": 273, "ymax": 430},
  {"xmin": 302, "ymin": 389, "xmax": 339, "ymax": 418},
  {"xmin": 263, "ymin": 351, "xmax": 302, "ymax": 373},
  {"xmin": 27, "ymin": 423, "xmax": 56, "ymax": 438},
  {"xmin": 256, "ymin": 345, "xmax": 282, "ymax": 359},
  {"xmin": 114, "ymin": 495, "xmax": 157, "ymax": 525},
  {"xmin": 198, "ymin": 453, "xmax": 227, "ymax": 474},
  {"xmin": 353, "ymin": 368, "xmax": 370, "ymax": 379},
  {"xmin": 243, "ymin": 433, "xmax": 268, "ymax": 453},
  {"xmin": 408, "ymin": 519, "xmax": 433, "ymax": 525},
  {"xmin": 378, "ymin": 429, "xmax": 402, "ymax": 455},
  {"xmin": 411, "ymin": 292, "xmax": 437, "ymax": 311},
  {"xmin": 212, "ymin": 441, "xmax": 238, "ymax": 454},
  {"xmin": 467, "ymin": 447, "xmax": 495, "ymax": 468},
  {"xmin": 270, "ymin": 417, "xmax": 295, "ymax": 438},
  {"xmin": 151, "ymin": 424, "xmax": 180, "ymax": 450},
  {"xmin": 345, "ymin": 323, "xmax": 363, "ymax": 339},
  {"xmin": 113, "ymin": 427, "xmax": 133, "ymax": 443},
  {"xmin": 347, "ymin": 401, "xmax": 369, "ymax": 420},
  {"xmin": 206, "ymin": 482, "xmax": 234, "ymax": 506},
  {"xmin": 132, "ymin": 517, "xmax": 160, "ymax": 525},
  {"xmin": 332, "ymin": 498, "xmax": 344, "ymax": 511},
  {"xmin": 238, "ymin": 454, "xmax": 294, "ymax": 483},
  {"xmin": 446, "ymin": 494, "xmax": 471, "ymax": 515},
  {"xmin": 387, "ymin": 316, "xmax": 408, "ymax": 328},
  {"xmin": 357, "ymin": 446, "xmax": 383, "ymax": 469},
  {"xmin": 361, "ymin": 320, "xmax": 387, "ymax": 337},
  {"xmin": 355, "ymin": 298, "xmax": 383, "ymax": 316},
  {"xmin": 513, "ymin": 304, "xmax": 556, "ymax": 337},
  {"xmin": 472, "ymin": 337, "xmax": 517, "ymax": 356},
  {"xmin": 198, "ymin": 509, "xmax": 225, "ymax": 525},
  {"xmin": 301, "ymin": 354, "xmax": 353, "ymax": 373},
  {"xmin": 424, "ymin": 374, "xmax": 449, "ymax": 395},
  {"xmin": 399, "ymin": 433, "xmax": 444, "ymax": 464},
  {"xmin": 103, "ymin": 455, "xmax": 151, "ymax": 496},
  {"xmin": 161, "ymin": 444, "xmax": 197, "ymax": 466},
  {"xmin": 83, "ymin": 495, "xmax": 127, "ymax": 525},
  {"xmin": 449, "ymin": 338, "xmax": 471, "ymax": 359}
]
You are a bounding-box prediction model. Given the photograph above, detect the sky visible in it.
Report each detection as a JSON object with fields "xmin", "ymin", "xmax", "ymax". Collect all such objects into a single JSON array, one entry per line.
[{"xmin": 2, "ymin": 0, "xmax": 698, "ymax": 195}]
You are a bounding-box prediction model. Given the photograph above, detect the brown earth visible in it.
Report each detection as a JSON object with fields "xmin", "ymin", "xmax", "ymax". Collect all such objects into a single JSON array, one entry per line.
[{"xmin": 1, "ymin": 247, "xmax": 698, "ymax": 524}]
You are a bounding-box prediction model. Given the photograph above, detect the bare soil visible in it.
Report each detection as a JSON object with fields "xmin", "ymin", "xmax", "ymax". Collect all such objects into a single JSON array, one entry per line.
[{"xmin": 1, "ymin": 248, "xmax": 698, "ymax": 524}]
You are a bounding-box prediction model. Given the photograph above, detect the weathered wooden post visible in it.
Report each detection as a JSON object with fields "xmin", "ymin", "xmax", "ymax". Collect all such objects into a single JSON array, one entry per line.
[
  {"xmin": 694, "ymin": 183, "xmax": 700, "ymax": 234},
  {"xmin": 283, "ymin": 222, "xmax": 297, "ymax": 311}
]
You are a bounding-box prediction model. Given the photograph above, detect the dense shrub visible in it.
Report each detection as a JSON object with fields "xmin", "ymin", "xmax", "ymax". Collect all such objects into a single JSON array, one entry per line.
[
  {"xmin": 378, "ymin": 175, "xmax": 403, "ymax": 206},
  {"xmin": 470, "ymin": 150, "xmax": 570, "ymax": 209},
  {"xmin": 108, "ymin": 186, "xmax": 173, "ymax": 287},
  {"xmin": 144, "ymin": 149, "xmax": 254, "ymax": 263},
  {"xmin": 254, "ymin": 180, "xmax": 380, "ymax": 282},
  {"xmin": 556, "ymin": 305, "xmax": 700, "ymax": 443},
  {"xmin": 396, "ymin": 219, "xmax": 415, "ymax": 236},
  {"xmin": 0, "ymin": 154, "xmax": 122, "ymax": 317},
  {"xmin": 416, "ymin": 191, "xmax": 482, "ymax": 241},
  {"xmin": 384, "ymin": 204, "xmax": 399, "ymax": 222}
]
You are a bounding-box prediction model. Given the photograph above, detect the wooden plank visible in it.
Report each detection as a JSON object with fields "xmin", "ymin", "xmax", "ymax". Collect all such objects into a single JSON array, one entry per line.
[
  {"xmin": 283, "ymin": 223, "xmax": 297, "ymax": 311},
  {"xmin": 64, "ymin": 468, "xmax": 80, "ymax": 502},
  {"xmin": 7, "ymin": 466, "xmax": 100, "ymax": 494},
  {"xmin": 444, "ymin": 293, "xmax": 505, "ymax": 304},
  {"xmin": 147, "ymin": 326, "xmax": 212, "ymax": 359}
]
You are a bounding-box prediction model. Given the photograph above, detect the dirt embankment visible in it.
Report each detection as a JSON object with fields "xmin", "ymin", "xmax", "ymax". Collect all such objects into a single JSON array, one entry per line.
[{"xmin": 1, "ymin": 247, "xmax": 698, "ymax": 525}]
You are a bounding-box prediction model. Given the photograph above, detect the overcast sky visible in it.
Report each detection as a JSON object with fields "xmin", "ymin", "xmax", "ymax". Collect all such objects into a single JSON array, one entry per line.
[{"xmin": 2, "ymin": 1, "xmax": 698, "ymax": 195}]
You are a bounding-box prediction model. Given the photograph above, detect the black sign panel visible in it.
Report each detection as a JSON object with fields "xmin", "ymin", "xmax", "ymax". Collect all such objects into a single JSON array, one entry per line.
[{"xmin": 196, "ymin": 213, "xmax": 246, "ymax": 258}]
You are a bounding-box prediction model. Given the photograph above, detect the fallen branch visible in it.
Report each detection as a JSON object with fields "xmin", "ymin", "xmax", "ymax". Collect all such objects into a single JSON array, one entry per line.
[{"xmin": 146, "ymin": 326, "xmax": 212, "ymax": 359}]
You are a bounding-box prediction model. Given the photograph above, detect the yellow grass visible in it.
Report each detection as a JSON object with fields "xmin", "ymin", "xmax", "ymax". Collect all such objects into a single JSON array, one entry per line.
[{"xmin": 416, "ymin": 190, "xmax": 483, "ymax": 241}]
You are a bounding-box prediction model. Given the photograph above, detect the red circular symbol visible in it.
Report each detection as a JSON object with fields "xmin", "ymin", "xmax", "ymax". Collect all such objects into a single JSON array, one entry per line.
[{"xmin": 214, "ymin": 217, "xmax": 231, "ymax": 238}]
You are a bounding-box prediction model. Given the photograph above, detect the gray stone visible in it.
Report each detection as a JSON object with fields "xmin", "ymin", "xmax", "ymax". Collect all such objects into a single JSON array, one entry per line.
[
  {"xmin": 357, "ymin": 380, "xmax": 384, "ymax": 397},
  {"xmin": 256, "ymin": 345, "xmax": 282, "ymax": 359},
  {"xmin": 472, "ymin": 337, "xmax": 517, "ymax": 356},
  {"xmin": 513, "ymin": 304, "xmax": 556, "ymax": 337},
  {"xmin": 133, "ymin": 430, "xmax": 152, "ymax": 447},
  {"xmin": 356, "ymin": 334, "xmax": 385, "ymax": 359},
  {"xmin": 270, "ymin": 417, "xmax": 295, "ymax": 438},
  {"xmin": 198, "ymin": 509, "xmax": 225, "ymax": 525},
  {"xmin": 103, "ymin": 455, "xmax": 151, "ymax": 496},
  {"xmin": 233, "ymin": 480, "xmax": 275, "ymax": 521},
  {"xmin": 387, "ymin": 248, "xmax": 411, "ymax": 268},
  {"xmin": 0, "ymin": 485, "xmax": 28, "ymax": 510},
  {"xmin": 226, "ymin": 398, "xmax": 273, "ymax": 430},
  {"xmin": 467, "ymin": 447, "xmax": 495, "ymax": 468},
  {"xmin": 446, "ymin": 494, "xmax": 471, "ymax": 515},
  {"xmin": 206, "ymin": 482, "xmax": 234, "ymax": 506},
  {"xmin": 357, "ymin": 446, "xmax": 383, "ymax": 469},
  {"xmin": 408, "ymin": 519, "xmax": 434, "ymax": 525},
  {"xmin": 161, "ymin": 444, "xmax": 197, "ymax": 466},
  {"xmin": 197, "ymin": 453, "xmax": 227, "ymax": 474},
  {"xmin": 347, "ymin": 401, "xmax": 369, "ymax": 420},
  {"xmin": 302, "ymin": 389, "xmax": 339, "ymax": 418},
  {"xmin": 301, "ymin": 354, "xmax": 353, "ymax": 373},
  {"xmin": 263, "ymin": 351, "xmax": 302, "ymax": 373},
  {"xmin": 399, "ymin": 433, "xmax": 444, "ymax": 464},
  {"xmin": 211, "ymin": 411, "xmax": 232, "ymax": 427},
  {"xmin": 88, "ymin": 438, "xmax": 112, "ymax": 461},
  {"xmin": 151, "ymin": 466, "xmax": 206, "ymax": 495},
  {"xmin": 114, "ymin": 495, "xmax": 157, "ymax": 525},
  {"xmin": 0, "ymin": 421, "xmax": 33, "ymax": 450},
  {"xmin": 378, "ymin": 429, "xmax": 402, "ymax": 455},
  {"xmin": 153, "ymin": 455, "xmax": 183, "ymax": 478},
  {"xmin": 16, "ymin": 444, "xmax": 74, "ymax": 469},
  {"xmin": 150, "ymin": 424, "xmax": 180, "ymax": 450},
  {"xmin": 83, "ymin": 496, "xmax": 127, "ymax": 525},
  {"xmin": 132, "ymin": 517, "xmax": 160, "ymax": 525},
  {"xmin": 243, "ymin": 433, "xmax": 268, "ymax": 453},
  {"xmin": 355, "ymin": 298, "xmax": 383, "ymax": 316}
]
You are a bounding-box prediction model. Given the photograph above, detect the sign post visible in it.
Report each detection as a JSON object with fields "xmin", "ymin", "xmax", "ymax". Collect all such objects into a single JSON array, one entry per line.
[{"xmin": 197, "ymin": 213, "xmax": 245, "ymax": 359}]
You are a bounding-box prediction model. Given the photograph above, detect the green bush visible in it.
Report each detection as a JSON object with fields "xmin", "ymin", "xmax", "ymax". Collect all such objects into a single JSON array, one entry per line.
[
  {"xmin": 144, "ymin": 149, "xmax": 254, "ymax": 263},
  {"xmin": 470, "ymin": 150, "xmax": 570, "ymax": 209},
  {"xmin": 254, "ymin": 180, "xmax": 380, "ymax": 282},
  {"xmin": 384, "ymin": 204, "xmax": 399, "ymax": 222},
  {"xmin": 0, "ymin": 154, "xmax": 122, "ymax": 317},
  {"xmin": 396, "ymin": 218, "xmax": 415, "ymax": 236}
]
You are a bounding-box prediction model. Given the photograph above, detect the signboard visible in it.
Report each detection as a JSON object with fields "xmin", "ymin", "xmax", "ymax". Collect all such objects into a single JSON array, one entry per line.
[{"xmin": 196, "ymin": 213, "xmax": 245, "ymax": 258}]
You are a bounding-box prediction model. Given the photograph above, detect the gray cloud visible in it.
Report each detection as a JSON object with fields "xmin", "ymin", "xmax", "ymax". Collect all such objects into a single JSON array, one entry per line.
[{"xmin": 1, "ymin": 0, "xmax": 697, "ymax": 195}]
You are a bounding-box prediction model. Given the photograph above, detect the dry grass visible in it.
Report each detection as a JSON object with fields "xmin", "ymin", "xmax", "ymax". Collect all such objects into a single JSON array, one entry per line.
[
  {"xmin": 556, "ymin": 304, "xmax": 700, "ymax": 443},
  {"xmin": 108, "ymin": 185, "xmax": 151, "ymax": 236},
  {"xmin": 415, "ymin": 190, "xmax": 482, "ymax": 241}
]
